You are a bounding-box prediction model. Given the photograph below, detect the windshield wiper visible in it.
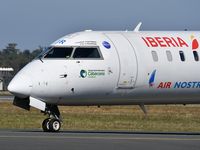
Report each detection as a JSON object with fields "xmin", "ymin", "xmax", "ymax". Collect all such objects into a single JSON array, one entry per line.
[
  {"xmin": 36, "ymin": 47, "xmax": 52, "ymax": 63},
  {"xmin": 38, "ymin": 55, "xmax": 43, "ymax": 63}
]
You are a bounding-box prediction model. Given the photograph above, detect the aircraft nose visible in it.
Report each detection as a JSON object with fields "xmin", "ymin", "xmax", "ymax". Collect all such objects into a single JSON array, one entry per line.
[{"xmin": 8, "ymin": 74, "xmax": 32, "ymax": 98}]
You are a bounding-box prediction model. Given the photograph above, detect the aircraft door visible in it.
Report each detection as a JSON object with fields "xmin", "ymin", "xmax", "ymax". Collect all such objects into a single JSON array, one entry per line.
[{"xmin": 106, "ymin": 33, "xmax": 138, "ymax": 88}]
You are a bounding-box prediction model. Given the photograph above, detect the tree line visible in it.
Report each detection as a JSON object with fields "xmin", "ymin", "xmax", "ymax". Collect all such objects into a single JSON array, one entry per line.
[{"xmin": 0, "ymin": 43, "xmax": 43, "ymax": 74}]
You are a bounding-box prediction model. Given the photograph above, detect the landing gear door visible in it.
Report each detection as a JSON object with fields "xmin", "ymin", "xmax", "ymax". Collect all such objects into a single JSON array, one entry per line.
[{"xmin": 106, "ymin": 33, "xmax": 138, "ymax": 88}]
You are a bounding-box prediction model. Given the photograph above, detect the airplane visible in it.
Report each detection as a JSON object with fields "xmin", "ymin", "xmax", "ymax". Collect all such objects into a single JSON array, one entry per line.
[{"xmin": 8, "ymin": 22, "xmax": 200, "ymax": 132}]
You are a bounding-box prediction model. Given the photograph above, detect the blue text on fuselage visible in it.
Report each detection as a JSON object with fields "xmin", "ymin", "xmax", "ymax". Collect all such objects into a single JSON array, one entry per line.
[{"xmin": 174, "ymin": 82, "xmax": 200, "ymax": 88}]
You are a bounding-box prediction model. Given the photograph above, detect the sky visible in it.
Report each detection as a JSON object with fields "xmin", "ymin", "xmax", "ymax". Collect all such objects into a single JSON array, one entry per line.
[{"xmin": 0, "ymin": 0, "xmax": 200, "ymax": 50}]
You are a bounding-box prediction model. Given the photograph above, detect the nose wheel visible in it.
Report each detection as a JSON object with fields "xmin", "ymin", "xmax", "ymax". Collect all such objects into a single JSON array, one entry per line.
[
  {"xmin": 42, "ymin": 118, "xmax": 50, "ymax": 132},
  {"xmin": 42, "ymin": 118, "xmax": 61, "ymax": 132}
]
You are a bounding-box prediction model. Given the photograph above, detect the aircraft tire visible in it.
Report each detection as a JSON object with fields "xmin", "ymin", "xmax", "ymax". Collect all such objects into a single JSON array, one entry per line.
[
  {"xmin": 49, "ymin": 118, "xmax": 61, "ymax": 132},
  {"xmin": 42, "ymin": 118, "xmax": 50, "ymax": 132}
]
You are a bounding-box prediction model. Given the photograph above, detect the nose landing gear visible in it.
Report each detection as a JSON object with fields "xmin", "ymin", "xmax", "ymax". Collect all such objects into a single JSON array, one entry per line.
[
  {"xmin": 42, "ymin": 105, "xmax": 61, "ymax": 132},
  {"xmin": 42, "ymin": 118, "xmax": 61, "ymax": 132}
]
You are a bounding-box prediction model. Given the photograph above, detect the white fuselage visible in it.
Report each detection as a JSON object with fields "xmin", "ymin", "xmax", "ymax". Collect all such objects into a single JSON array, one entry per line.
[{"xmin": 8, "ymin": 31, "xmax": 200, "ymax": 105}]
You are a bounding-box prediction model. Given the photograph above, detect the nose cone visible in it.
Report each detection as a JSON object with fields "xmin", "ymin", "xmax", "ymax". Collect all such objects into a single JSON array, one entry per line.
[{"xmin": 8, "ymin": 74, "xmax": 32, "ymax": 98}]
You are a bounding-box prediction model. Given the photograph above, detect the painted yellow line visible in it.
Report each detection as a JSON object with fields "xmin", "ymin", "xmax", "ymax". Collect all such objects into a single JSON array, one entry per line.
[{"xmin": 0, "ymin": 135, "xmax": 200, "ymax": 141}]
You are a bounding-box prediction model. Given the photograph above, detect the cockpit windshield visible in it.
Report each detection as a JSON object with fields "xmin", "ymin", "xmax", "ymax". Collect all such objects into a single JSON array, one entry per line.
[
  {"xmin": 36, "ymin": 47, "xmax": 73, "ymax": 59},
  {"xmin": 35, "ymin": 46, "xmax": 103, "ymax": 60},
  {"xmin": 36, "ymin": 47, "xmax": 51, "ymax": 59},
  {"xmin": 44, "ymin": 47, "xmax": 73, "ymax": 58}
]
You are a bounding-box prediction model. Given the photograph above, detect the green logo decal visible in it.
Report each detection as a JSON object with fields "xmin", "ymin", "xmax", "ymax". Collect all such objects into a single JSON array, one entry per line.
[
  {"xmin": 80, "ymin": 70, "xmax": 87, "ymax": 78},
  {"xmin": 80, "ymin": 70, "xmax": 105, "ymax": 78}
]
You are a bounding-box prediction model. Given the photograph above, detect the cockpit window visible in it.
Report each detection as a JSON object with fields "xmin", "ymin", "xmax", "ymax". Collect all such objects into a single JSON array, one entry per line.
[
  {"xmin": 44, "ymin": 47, "xmax": 73, "ymax": 58},
  {"xmin": 35, "ymin": 47, "xmax": 50, "ymax": 59},
  {"xmin": 73, "ymin": 47, "xmax": 101, "ymax": 59}
]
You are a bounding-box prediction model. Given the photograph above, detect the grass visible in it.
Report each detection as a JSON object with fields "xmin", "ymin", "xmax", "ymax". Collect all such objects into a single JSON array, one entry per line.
[{"xmin": 0, "ymin": 101, "xmax": 200, "ymax": 132}]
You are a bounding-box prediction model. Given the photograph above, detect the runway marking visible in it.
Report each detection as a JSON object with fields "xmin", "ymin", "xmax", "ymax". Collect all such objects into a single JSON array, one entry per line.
[{"xmin": 0, "ymin": 135, "xmax": 200, "ymax": 141}]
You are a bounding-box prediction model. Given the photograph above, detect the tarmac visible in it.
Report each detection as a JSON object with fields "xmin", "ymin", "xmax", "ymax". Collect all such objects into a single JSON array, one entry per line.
[
  {"xmin": 0, "ymin": 95, "xmax": 13, "ymax": 101},
  {"xmin": 0, "ymin": 130, "xmax": 200, "ymax": 150}
]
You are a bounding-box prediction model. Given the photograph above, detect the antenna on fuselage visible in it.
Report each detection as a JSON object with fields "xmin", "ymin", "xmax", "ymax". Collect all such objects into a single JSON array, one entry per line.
[{"xmin": 134, "ymin": 22, "xmax": 142, "ymax": 32}]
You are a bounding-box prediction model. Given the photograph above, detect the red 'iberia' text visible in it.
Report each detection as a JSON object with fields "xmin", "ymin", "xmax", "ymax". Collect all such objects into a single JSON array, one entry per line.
[{"xmin": 142, "ymin": 37, "xmax": 189, "ymax": 48}]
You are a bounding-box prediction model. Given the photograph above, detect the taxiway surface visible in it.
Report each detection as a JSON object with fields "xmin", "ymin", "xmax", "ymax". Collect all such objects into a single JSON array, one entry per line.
[
  {"xmin": 0, "ymin": 95, "xmax": 13, "ymax": 101},
  {"xmin": 0, "ymin": 130, "xmax": 200, "ymax": 150}
]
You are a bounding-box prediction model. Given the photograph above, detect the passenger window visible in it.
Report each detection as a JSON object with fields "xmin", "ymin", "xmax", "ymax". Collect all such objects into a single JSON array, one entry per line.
[
  {"xmin": 44, "ymin": 47, "xmax": 73, "ymax": 58},
  {"xmin": 151, "ymin": 51, "xmax": 158, "ymax": 62},
  {"xmin": 73, "ymin": 47, "xmax": 101, "ymax": 59},
  {"xmin": 166, "ymin": 51, "xmax": 172, "ymax": 62},
  {"xmin": 179, "ymin": 51, "xmax": 185, "ymax": 61},
  {"xmin": 193, "ymin": 51, "xmax": 199, "ymax": 61}
]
